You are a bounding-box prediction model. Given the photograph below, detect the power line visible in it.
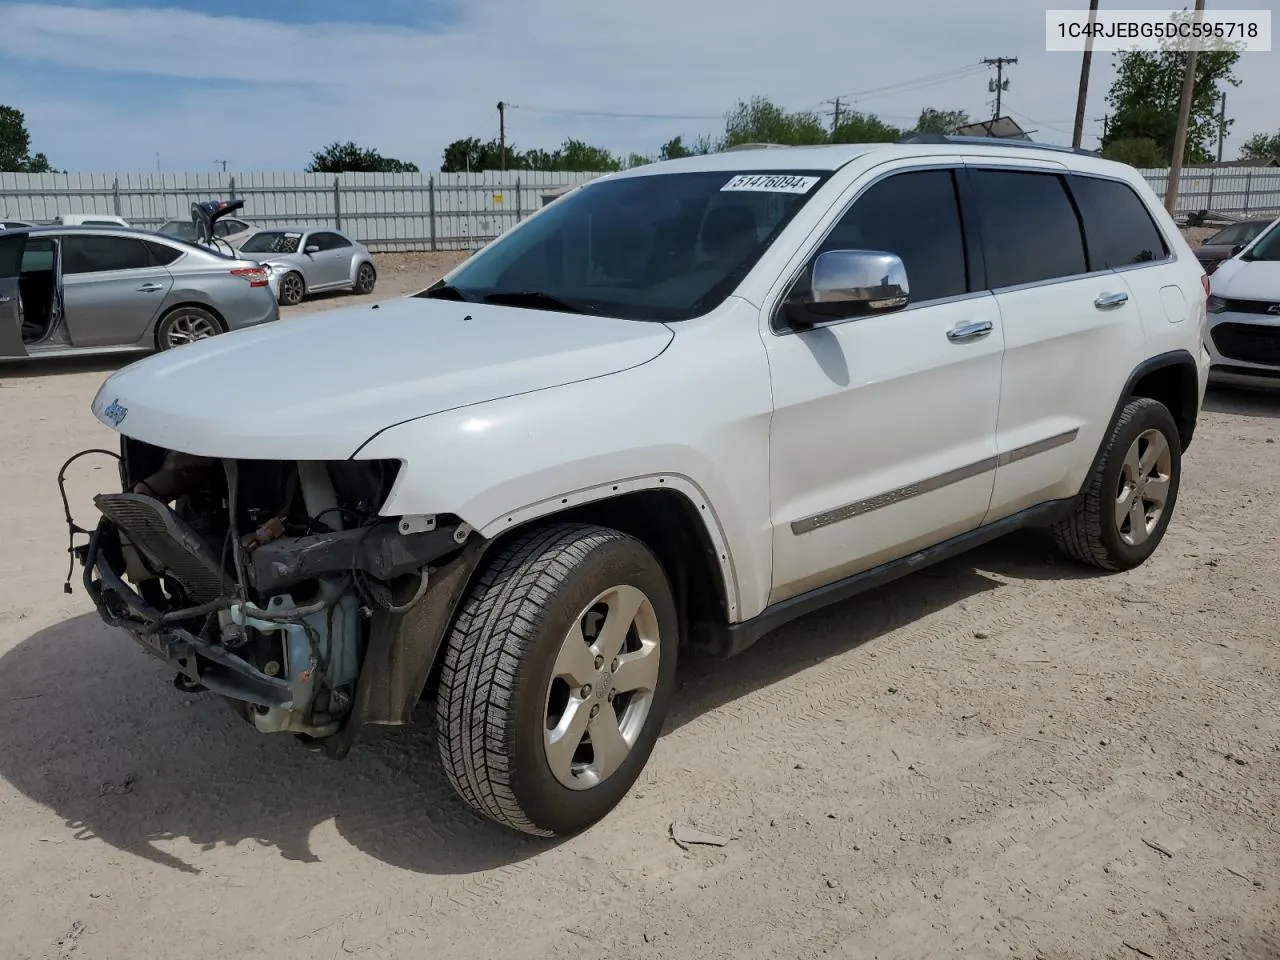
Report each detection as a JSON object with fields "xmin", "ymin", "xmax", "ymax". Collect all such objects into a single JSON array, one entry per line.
[{"xmin": 508, "ymin": 103, "xmax": 724, "ymax": 121}]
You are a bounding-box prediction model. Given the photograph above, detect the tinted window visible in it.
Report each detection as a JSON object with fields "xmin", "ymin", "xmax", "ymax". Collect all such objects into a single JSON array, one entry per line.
[
  {"xmin": 145, "ymin": 240, "xmax": 183, "ymax": 266},
  {"xmin": 240, "ymin": 231, "xmax": 302, "ymax": 254},
  {"xmin": 430, "ymin": 170, "xmax": 830, "ymax": 322},
  {"xmin": 62, "ymin": 235, "xmax": 152, "ymax": 274},
  {"xmin": 20, "ymin": 238, "xmax": 55, "ymax": 273},
  {"xmin": 797, "ymin": 169, "xmax": 969, "ymax": 304},
  {"xmin": 971, "ymin": 169, "xmax": 1087, "ymax": 288},
  {"xmin": 1070, "ymin": 175, "xmax": 1169, "ymax": 268},
  {"xmin": 0, "ymin": 235, "xmax": 21, "ymax": 276}
]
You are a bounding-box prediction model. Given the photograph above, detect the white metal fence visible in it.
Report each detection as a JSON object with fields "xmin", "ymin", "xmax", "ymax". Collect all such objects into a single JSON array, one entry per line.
[
  {"xmin": 2, "ymin": 165, "xmax": 1278, "ymax": 253},
  {"xmin": 0, "ymin": 170, "xmax": 600, "ymax": 252},
  {"xmin": 1138, "ymin": 166, "xmax": 1280, "ymax": 218}
]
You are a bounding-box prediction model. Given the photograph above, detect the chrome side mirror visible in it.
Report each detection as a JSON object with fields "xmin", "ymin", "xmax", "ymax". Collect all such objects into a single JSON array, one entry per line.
[{"xmin": 787, "ymin": 249, "xmax": 910, "ymax": 328}]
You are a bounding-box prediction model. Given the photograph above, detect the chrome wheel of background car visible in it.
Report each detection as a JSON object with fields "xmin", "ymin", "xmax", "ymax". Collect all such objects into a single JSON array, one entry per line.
[
  {"xmin": 279, "ymin": 272, "xmax": 305, "ymax": 306},
  {"xmin": 1115, "ymin": 427, "xmax": 1172, "ymax": 546},
  {"xmin": 355, "ymin": 263, "xmax": 376, "ymax": 294},
  {"xmin": 543, "ymin": 584, "xmax": 661, "ymax": 791},
  {"xmin": 162, "ymin": 311, "xmax": 219, "ymax": 349}
]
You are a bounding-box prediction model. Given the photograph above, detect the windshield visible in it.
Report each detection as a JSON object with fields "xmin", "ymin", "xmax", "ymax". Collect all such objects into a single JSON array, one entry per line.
[
  {"xmin": 1207, "ymin": 221, "xmax": 1267, "ymax": 247},
  {"xmin": 158, "ymin": 219, "xmax": 198, "ymax": 240},
  {"xmin": 424, "ymin": 170, "xmax": 831, "ymax": 321},
  {"xmin": 240, "ymin": 231, "xmax": 302, "ymax": 254},
  {"xmin": 1243, "ymin": 221, "xmax": 1280, "ymax": 262}
]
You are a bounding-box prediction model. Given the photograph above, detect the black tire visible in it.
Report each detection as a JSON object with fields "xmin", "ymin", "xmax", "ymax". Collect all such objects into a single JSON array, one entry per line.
[
  {"xmin": 1051, "ymin": 396, "xmax": 1182, "ymax": 571},
  {"xmin": 436, "ymin": 523, "xmax": 679, "ymax": 837},
  {"xmin": 278, "ymin": 271, "xmax": 305, "ymax": 307},
  {"xmin": 155, "ymin": 306, "xmax": 224, "ymax": 351},
  {"xmin": 354, "ymin": 262, "xmax": 377, "ymax": 295}
]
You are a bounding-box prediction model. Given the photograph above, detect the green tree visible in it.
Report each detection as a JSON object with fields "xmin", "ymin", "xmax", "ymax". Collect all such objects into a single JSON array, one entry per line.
[
  {"xmin": 909, "ymin": 107, "xmax": 971, "ymax": 135},
  {"xmin": 721, "ymin": 96, "xmax": 827, "ymax": 148},
  {"xmin": 832, "ymin": 111, "xmax": 902, "ymax": 144},
  {"xmin": 307, "ymin": 141, "xmax": 419, "ymax": 173},
  {"xmin": 1240, "ymin": 130, "xmax": 1280, "ymax": 161},
  {"xmin": 441, "ymin": 137, "xmax": 523, "ymax": 172},
  {"xmin": 1100, "ymin": 137, "xmax": 1167, "ymax": 168},
  {"xmin": 0, "ymin": 105, "xmax": 54, "ymax": 173},
  {"xmin": 1101, "ymin": 16, "xmax": 1240, "ymax": 165},
  {"xmin": 555, "ymin": 138, "xmax": 622, "ymax": 172},
  {"xmin": 658, "ymin": 135, "xmax": 693, "ymax": 161}
]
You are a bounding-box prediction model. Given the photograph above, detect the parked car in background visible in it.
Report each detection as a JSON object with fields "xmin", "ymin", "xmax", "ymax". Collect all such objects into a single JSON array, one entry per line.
[
  {"xmin": 1206, "ymin": 217, "xmax": 1280, "ymax": 388},
  {"xmin": 237, "ymin": 227, "xmax": 377, "ymax": 305},
  {"xmin": 157, "ymin": 214, "xmax": 256, "ymax": 250},
  {"xmin": 1193, "ymin": 217, "xmax": 1275, "ymax": 275},
  {"xmin": 0, "ymin": 225, "xmax": 278, "ymax": 361},
  {"xmin": 51, "ymin": 213, "xmax": 132, "ymax": 228},
  {"xmin": 1, "ymin": 219, "xmax": 35, "ymax": 231}
]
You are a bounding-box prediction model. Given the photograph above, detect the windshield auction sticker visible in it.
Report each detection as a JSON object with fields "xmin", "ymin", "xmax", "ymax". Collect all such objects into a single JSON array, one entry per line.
[{"xmin": 721, "ymin": 174, "xmax": 820, "ymax": 194}]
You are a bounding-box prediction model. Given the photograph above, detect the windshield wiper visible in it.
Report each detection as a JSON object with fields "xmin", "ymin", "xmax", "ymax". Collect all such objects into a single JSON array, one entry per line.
[
  {"xmin": 415, "ymin": 282, "xmax": 474, "ymax": 302},
  {"xmin": 481, "ymin": 290, "xmax": 594, "ymax": 314}
]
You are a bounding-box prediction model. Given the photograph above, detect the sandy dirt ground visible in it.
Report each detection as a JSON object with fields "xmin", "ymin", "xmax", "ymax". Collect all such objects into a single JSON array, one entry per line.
[{"xmin": 1, "ymin": 251, "xmax": 1278, "ymax": 960}]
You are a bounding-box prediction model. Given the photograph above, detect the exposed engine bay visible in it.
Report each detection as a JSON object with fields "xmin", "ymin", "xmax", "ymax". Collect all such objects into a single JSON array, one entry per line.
[{"xmin": 64, "ymin": 438, "xmax": 473, "ymax": 743}]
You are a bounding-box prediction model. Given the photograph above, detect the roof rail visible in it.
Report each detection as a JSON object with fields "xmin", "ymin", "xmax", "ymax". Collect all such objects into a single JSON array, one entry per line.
[
  {"xmin": 897, "ymin": 133, "xmax": 1099, "ymax": 157},
  {"xmin": 723, "ymin": 142, "xmax": 790, "ymax": 151}
]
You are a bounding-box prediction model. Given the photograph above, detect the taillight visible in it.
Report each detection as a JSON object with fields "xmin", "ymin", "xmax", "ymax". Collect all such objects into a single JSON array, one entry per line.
[
  {"xmin": 231, "ymin": 266, "xmax": 269, "ymax": 287},
  {"xmin": 1201, "ymin": 273, "xmax": 1211, "ymax": 297}
]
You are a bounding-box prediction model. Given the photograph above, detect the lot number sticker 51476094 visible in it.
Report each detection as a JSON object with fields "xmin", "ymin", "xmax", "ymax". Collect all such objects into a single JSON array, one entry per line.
[{"xmin": 721, "ymin": 174, "xmax": 819, "ymax": 194}]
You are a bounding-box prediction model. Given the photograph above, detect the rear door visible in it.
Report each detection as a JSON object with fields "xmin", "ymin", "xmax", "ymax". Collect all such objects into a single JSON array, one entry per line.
[
  {"xmin": 968, "ymin": 163, "xmax": 1148, "ymax": 522},
  {"xmin": 0, "ymin": 233, "xmax": 25, "ymax": 357},
  {"xmin": 60, "ymin": 233, "xmax": 175, "ymax": 348}
]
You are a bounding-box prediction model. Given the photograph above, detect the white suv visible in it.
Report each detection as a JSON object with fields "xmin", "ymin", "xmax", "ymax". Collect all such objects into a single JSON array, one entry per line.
[{"xmin": 70, "ymin": 137, "xmax": 1210, "ymax": 837}]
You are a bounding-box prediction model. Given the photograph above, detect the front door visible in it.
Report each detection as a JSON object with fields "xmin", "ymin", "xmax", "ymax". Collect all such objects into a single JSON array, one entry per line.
[
  {"xmin": 60, "ymin": 233, "xmax": 174, "ymax": 348},
  {"xmin": 305, "ymin": 231, "xmax": 353, "ymax": 287},
  {"xmin": 0, "ymin": 233, "xmax": 24, "ymax": 358},
  {"xmin": 765, "ymin": 165, "xmax": 1004, "ymax": 604}
]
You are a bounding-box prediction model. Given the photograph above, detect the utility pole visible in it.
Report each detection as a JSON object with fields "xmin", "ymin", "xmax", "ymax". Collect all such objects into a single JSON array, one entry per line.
[
  {"xmin": 1102, "ymin": 114, "xmax": 1110, "ymax": 139},
  {"xmin": 829, "ymin": 97, "xmax": 842, "ymax": 136},
  {"xmin": 1165, "ymin": 0, "xmax": 1206, "ymax": 215},
  {"xmin": 1215, "ymin": 91, "xmax": 1227, "ymax": 162},
  {"xmin": 213, "ymin": 159, "xmax": 229, "ymax": 173},
  {"xmin": 982, "ymin": 57, "xmax": 1018, "ymax": 119},
  {"xmin": 497, "ymin": 101, "xmax": 507, "ymax": 172},
  {"xmin": 1072, "ymin": 0, "xmax": 1101, "ymax": 149}
]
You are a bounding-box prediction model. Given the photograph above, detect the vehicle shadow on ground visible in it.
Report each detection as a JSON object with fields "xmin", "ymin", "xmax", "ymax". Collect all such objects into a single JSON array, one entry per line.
[
  {"xmin": 0, "ymin": 354, "xmax": 134, "ymax": 381},
  {"xmin": 1204, "ymin": 384, "xmax": 1280, "ymax": 419},
  {"xmin": 0, "ymin": 531, "xmax": 1104, "ymax": 878}
]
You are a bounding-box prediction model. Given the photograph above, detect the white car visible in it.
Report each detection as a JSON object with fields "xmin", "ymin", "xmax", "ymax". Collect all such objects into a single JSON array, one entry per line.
[
  {"xmin": 71, "ymin": 137, "xmax": 1209, "ymax": 838},
  {"xmin": 1205, "ymin": 215, "xmax": 1280, "ymax": 389},
  {"xmin": 51, "ymin": 213, "xmax": 131, "ymax": 228}
]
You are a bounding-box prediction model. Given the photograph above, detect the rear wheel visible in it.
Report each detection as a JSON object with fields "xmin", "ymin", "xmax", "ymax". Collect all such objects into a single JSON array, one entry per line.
[
  {"xmin": 278, "ymin": 271, "xmax": 305, "ymax": 306},
  {"xmin": 1051, "ymin": 396, "xmax": 1182, "ymax": 570},
  {"xmin": 156, "ymin": 306, "xmax": 223, "ymax": 350},
  {"xmin": 354, "ymin": 262, "xmax": 377, "ymax": 295},
  {"xmin": 436, "ymin": 523, "xmax": 678, "ymax": 837}
]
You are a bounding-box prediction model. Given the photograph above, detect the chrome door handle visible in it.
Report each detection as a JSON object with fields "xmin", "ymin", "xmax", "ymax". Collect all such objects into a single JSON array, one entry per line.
[
  {"xmin": 947, "ymin": 320, "xmax": 993, "ymax": 342},
  {"xmin": 137, "ymin": 283, "xmax": 164, "ymax": 292},
  {"xmin": 1094, "ymin": 291, "xmax": 1129, "ymax": 309}
]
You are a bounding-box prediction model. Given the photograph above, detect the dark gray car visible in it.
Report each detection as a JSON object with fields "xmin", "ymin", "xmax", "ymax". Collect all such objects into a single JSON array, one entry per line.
[{"xmin": 0, "ymin": 226, "xmax": 280, "ymax": 361}]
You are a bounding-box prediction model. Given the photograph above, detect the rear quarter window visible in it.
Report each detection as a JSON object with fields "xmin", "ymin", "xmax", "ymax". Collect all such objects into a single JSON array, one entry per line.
[{"xmin": 1069, "ymin": 174, "xmax": 1169, "ymax": 269}]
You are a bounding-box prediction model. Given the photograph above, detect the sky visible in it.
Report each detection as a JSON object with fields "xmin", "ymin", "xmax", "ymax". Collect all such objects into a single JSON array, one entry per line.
[{"xmin": 0, "ymin": 0, "xmax": 1275, "ymax": 174}]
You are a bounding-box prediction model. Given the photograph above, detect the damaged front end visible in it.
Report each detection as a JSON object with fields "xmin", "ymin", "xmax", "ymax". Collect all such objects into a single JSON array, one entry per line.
[{"xmin": 65, "ymin": 438, "xmax": 477, "ymax": 749}]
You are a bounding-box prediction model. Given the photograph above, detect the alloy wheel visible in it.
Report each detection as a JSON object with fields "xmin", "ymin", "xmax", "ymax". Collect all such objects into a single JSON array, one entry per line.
[{"xmin": 1115, "ymin": 427, "xmax": 1173, "ymax": 546}]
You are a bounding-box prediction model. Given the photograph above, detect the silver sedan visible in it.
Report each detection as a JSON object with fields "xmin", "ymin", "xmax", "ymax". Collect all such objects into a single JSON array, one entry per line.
[
  {"xmin": 238, "ymin": 228, "xmax": 378, "ymax": 306},
  {"xmin": 0, "ymin": 225, "xmax": 279, "ymax": 361}
]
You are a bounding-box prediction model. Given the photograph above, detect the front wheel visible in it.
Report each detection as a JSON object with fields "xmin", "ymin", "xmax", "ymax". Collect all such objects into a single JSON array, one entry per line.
[{"xmin": 436, "ymin": 523, "xmax": 678, "ymax": 837}]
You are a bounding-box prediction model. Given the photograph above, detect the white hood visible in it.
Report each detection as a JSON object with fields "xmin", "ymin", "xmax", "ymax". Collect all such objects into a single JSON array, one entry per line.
[
  {"xmin": 91, "ymin": 297, "xmax": 674, "ymax": 460},
  {"xmin": 1210, "ymin": 257, "xmax": 1280, "ymax": 300}
]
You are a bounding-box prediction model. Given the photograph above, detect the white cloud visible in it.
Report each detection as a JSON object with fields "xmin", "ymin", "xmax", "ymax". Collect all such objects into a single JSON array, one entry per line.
[{"xmin": 1, "ymin": 0, "xmax": 1275, "ymax": 173}]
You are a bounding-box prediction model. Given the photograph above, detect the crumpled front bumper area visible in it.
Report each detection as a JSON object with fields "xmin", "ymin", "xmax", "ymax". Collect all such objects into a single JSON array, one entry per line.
[{"xmin": 83, "ymin": 513, "xmax": 301, "ymax": 710}]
